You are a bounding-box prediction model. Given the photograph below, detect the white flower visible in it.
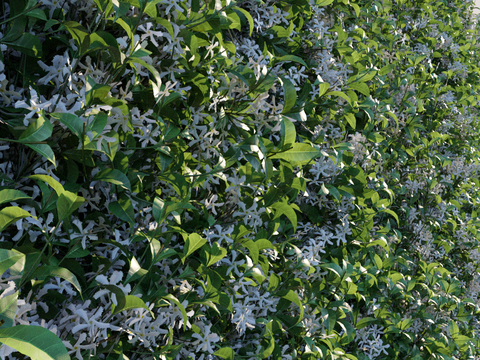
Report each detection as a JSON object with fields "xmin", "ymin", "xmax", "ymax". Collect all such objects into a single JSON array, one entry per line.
[
  {"xmin": 232, "ymin": 201, "xmax": 265, "ymax": 229},
  {"xmin": 14, "ymin": 87, "xmax": 52, "ymax": 125},
  {"xmin": 43, "ymin": 277, "xmax": 77, "ymax": 296},
  {"xmin": 72, "ymin": 307, "xmax": 120, "ymax": 338},
  {"xmin": 138, "ymin": 23, "xmax": 164, "ymax": 47},
  {"xmin": 37, "ymin": 51, "xmax": 71, "ymax": 86},
  {"xmin": 93, "ymin": 270, "xmax": 131, "ymax": 306},
  {"xmin": 191, "ymin": 324, "xmax": 220, "ymax": 354},
  {"xmin": 63, "ymin": 333, "xmax": 95, "ymax": 360},
  {"xmin": 231, "ymin": 300, "xmax": 256, "ymax": 334},
  {"xmin": 70, "ymin": 219, "xmax": 99, "ymax": 249}
]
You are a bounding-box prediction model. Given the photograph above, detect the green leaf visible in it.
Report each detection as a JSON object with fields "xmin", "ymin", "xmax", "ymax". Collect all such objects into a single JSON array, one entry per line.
[
  {"xmin": 88, "ymin": 31, "xmax": 122, "ymax": 63},
  {"xmin": 269, "ymin": 143, "xmax": 320, "ymax": 165},
  {"xmin": 271, "ymin": 201, "xmax": 298, "ymax": 232},
  {"xmin": 0, "ymin": 207, "xmax": 32, "ymax": 232},
  {"xmin": 214, "ymin": 347, "xmax": 235, "ymax": 360},
  {"xmin": 325, "ymin": 184, "xmax": 342, "ymax": 201},
  {"xmin": 182, "ymin": 233, "xmax": 207, "ymax": 263},
  {"xmin": 350, "ymin": 2, "xmax": 360, "ymax": 17},
  {"xmin": 152, "ymin": 197, "xmax": 166, "ymax": 224},
  {"xmin": 126, "ymin": 256, "xmax": 148, "ymax": 284},
  {"xmin": 0, "ymin": 325, "xmax": 70, "ymax": 360},
  {"xmin": 100, "ymin": 284, "xmax": 127, "ymax": 312},
  {"xmin": 281, "ymin": 290, "xmax": 304, "ymax": 325},
  {"xmin": 318, "ymin": 82, "xmax": 330, "ymax": 97},
  {"xmin": 228, "ymin": 65, "xmax": 256, "ymax": 88},
  {"xmin": 32, "ymin": 266, "xmax": 82, "ymax": 295},
  {"xmin": 26, "ymin": 8, "xmax": 47, "ymax": 20},
  {"xmin": 1, "ymin": 33, "xmax": 43, "ymax": 58},
  {"xmin": 29, "ymin": 175, "xmax": 65, "ymax": 196},
  {"xmin": 19, "ymin": 116, "xmax": 52, "ymax": 143},
  {"xmin": 280, "ymin": 76, "xmax": 296, "ymax": 114},
  {"xmin": 233, "ymin": 7, "xmax": 254, "ymax": 36},
  {"xmin": 113, "ymin": 295, "xmax": 154, "ymax": 318},
  {"xmin": 380, "ymin": 208, "xmax": 399, "ymax": 225},
  {"xmin": 259, "ymin": 326, "xmax": 275, "ymax": 358},
  {"xmin": 63, "ymin": 21, "xmax": 90, "ymax": 56},
  {"xmin": 204, "ymin": 243, "xmax": 227, "ymax": 267},
  {"xmin": 325, "ymin": 91, "xmax": 352, "ymax": 105},
  {"xmin": 0, "ymin": 291, "xmax": 18, "ymax": 329},
  {"xmin": 86, "ymin": 77, "xmax": 111, "ymax": 106},
  {"xmin": 0, "ymin": 190, "xmax": 30, "ymax": 206},
  {"xmin": 50, "ymin": 113, "xmax": 84, "ymax": 139},
  {"xmin": 344, "ymin": 113, "xmax": 356, "ymax": 129},
  {"xmin": 87, "ymin": 112, "xmax": 108, "ymax": 137},
  {"xmin": 93, "ymin": 168, "xmax": 132, "ymax": 192},
  {"xmin": 356, "ymin": 317, "xmax": 378, "ymax": 329},
  {"xmin": 25, "ymin": 143, "xmax": 56, "ymax": 167},
  {"xmin": 162, "ymin": 294, "xmax": 188, "ymax": 330},
  {"xmin": 273, "ymin": 55, "xmax": 308, "ymax": 68},
  {"xmin": 316, "ymin": 0, "xmax": 334, "ymax": 5},
  {"xmin": 56, "ymin": 191, "xmax": 84, "ymax": 221},
  {"xmin": 0, "ymin": 249, "xmax": 25, "ymax": 276},
  {"xmin": 280, "ymin": 117, "xmax": 296, "ymax": 149},
  {"xmin": 108, "ymin": 198, "xmax": 135, "ymax": 227}
]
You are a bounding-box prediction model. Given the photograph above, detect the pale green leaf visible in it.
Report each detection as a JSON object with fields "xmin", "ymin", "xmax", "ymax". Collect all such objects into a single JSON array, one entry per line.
[
  {"xmin": 214, "ymin": 347, "xmax": 234, "ymax": 360},
  {"xmin": 0, "ymin": 207, "xmax": 32, "ymax": 232},
  {"xmin": 0, "ymin": 190, "xmax": 30, "ymax": 206},
  {"xmin": 29, "ymin": 175, "xmax": 65, "ymax": 196},
  {"xmin": 0, "ymin": 325, "xmax": 70, "ymax": 360}
]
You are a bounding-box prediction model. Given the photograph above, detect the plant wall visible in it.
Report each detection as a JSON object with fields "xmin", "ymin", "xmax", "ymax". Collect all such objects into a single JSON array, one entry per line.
[{"xmin": 1, "ymin": 0, "xmax": 480, "ymax": 359}]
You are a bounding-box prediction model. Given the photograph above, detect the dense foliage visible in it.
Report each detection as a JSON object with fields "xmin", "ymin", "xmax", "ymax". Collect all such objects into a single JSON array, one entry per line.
[{"xmin": 1, "ymin": 0, "xmax": 480, "ymax": 358}]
